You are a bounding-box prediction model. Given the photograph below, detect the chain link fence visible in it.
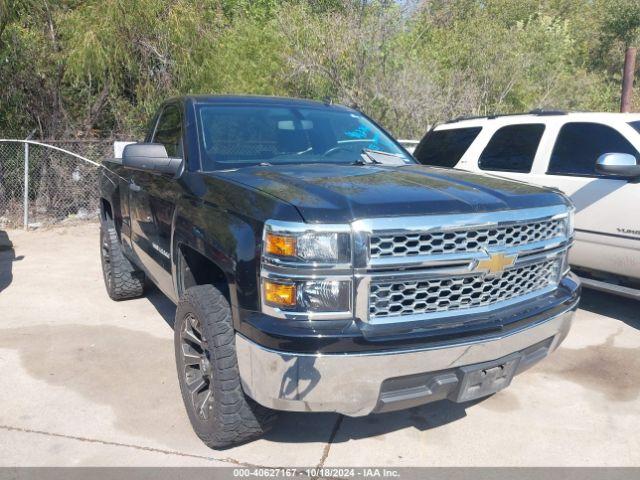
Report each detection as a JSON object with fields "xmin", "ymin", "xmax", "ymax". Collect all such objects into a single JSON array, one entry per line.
[{"xmin": 0, "ymin": 140, "xmax": 114, "ymax": 229}]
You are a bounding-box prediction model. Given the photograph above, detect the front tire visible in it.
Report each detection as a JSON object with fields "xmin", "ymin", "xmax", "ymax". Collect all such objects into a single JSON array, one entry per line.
[{"xmin": 174, "ymin": 284, "xmax": 277, "ymax": 449}]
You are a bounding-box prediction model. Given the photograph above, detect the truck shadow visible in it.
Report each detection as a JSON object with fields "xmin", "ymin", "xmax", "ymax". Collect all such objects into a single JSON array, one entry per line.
[
  {"xmin": 267, "ymin": 398, "xmax": 486, "ymax": 444},
  {"xmin": 570, "ymin": 179, "xmax": 625, "ymax": 214},
  {"xmin": 578, "ymin": 288, "xmax": 639, "ymax": 330},
  {"xmin": 0, "ymin": 230, "xmax": 24, "ymax": 294},
  {"xmin": 146, "ymin": 284, "xmax": 177, "ymax": 328}
]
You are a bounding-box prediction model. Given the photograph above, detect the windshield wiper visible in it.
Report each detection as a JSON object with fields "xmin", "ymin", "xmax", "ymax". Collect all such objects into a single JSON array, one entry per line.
[
  {"xmin": 355, "ymin": 148, "xmax": 408, "ymax": 166},
  {"xmin": 353, "ymin": 151, "xmax": 380, "ymax": 165}
]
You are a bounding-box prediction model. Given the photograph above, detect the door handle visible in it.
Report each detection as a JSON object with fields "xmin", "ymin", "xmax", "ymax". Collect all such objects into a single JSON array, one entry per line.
[{"xmin": 129, "ymin": 180, "xmax": 142, "ymax": 192}]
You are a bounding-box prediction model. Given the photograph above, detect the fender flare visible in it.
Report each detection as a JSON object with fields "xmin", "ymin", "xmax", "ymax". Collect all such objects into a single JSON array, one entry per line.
[{"xmin": 170, "ymin": 205, "xmax": 259, "ymax": 313}]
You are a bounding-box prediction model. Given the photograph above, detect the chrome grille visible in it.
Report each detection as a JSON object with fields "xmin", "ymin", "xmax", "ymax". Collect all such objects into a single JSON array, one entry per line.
[
  {"xmin": 369, "ymin": 258, "xmax": 561, "ymax": 319},
  {"xmin": 370, "ymin": 218, "xmax": 565, "ymax": 258}
]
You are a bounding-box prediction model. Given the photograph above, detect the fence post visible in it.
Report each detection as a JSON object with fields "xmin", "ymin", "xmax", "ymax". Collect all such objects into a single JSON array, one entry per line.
[
  {"xmin": 23, "ymin": 130, "xmax": 36, "ymax": 230},
  {"xmin": 23, "ymin": 142, "xmax": 29, "ymax": 230},
  {"xmin": 620, "ymin": 46, "xmax": 637, "ymax": 113}
]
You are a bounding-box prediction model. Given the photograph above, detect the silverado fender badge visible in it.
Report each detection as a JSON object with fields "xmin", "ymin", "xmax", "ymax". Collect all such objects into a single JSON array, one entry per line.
[
  {"xmin": 152, "ymin": 243, "xmax": 171, "ymax": 259},
  {"xmin": 475, "ymin": 252, "xmax": 518, "ymax": 276}
]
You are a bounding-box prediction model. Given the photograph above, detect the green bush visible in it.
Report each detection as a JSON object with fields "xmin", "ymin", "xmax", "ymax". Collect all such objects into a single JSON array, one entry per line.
[{"xmin": 0, "ymin": 0, "xmax": 637, "ymax": 139}]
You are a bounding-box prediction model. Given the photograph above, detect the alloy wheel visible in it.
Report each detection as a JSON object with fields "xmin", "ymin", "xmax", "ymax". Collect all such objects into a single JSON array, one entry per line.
[{"xmin": 180, "ymin": 313, "xmax": 214, "ymax": 420}]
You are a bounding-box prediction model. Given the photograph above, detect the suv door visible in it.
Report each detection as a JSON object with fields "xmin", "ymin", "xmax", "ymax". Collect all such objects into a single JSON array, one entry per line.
[
  {"xmin": 533, "ymin": 121, "xmax": 640, "ymax": 280},
  {"xmin": 129, "ymin": 103, "xmax": 184, "ymax": 300}
]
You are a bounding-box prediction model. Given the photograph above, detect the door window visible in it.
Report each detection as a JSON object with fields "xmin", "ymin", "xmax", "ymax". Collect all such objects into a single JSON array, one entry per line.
[
  {"xmin": 153, "ymin": 105, "xmax": 183, "ymax": 158},
  {"xmin": 478, "ymin": 124, "xmax": 544, "ymax": 173},
  {"xmin": 414, "ymin": 127, "xmax": 482, "ymax": 168},
  {"xmin": 548, "ymin": 122, "xmax": 639, "ymax": 176}
]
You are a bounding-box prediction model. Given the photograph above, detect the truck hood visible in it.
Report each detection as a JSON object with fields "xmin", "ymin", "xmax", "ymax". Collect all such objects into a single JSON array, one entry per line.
[{"xmin": 213, "ymin": 164, "xmax": 567, "ymax": 223}]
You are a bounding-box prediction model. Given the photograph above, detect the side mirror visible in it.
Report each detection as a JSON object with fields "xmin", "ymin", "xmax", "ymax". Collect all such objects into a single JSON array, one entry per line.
[
  {"xmin": 595, "ymin": 153, "xmax": 640, "ymax": 178},
  {"xmin": 122, "ymin": 143, "xmax": 182, "ymax": 176}
]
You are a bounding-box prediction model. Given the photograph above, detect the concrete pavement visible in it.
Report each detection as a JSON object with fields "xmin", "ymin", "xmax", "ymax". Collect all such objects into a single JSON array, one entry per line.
[{"xmin": 0, "ymin": 224, "xmax": 638, "ymax": 466}]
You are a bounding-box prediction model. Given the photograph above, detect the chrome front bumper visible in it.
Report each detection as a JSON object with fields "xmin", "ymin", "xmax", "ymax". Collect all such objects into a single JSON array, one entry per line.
[{"xmin": 236, "ymin": 304, "xmax": 576, "ymax": 416}]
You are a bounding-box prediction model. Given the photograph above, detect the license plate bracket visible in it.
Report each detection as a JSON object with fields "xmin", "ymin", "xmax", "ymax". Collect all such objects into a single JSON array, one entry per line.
[{"xmin": 455, "ymin": 354, "xmax": 521, "ymax": 402}]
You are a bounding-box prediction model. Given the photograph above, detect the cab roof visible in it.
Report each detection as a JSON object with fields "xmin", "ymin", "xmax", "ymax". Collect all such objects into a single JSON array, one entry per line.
[
  {"xmin": 173, "ymin": 95, "xmax": 355, "ymax": 112},
  {"xmin": 436, "ymin": 111, "xmax": 640, "ymax": 130}
]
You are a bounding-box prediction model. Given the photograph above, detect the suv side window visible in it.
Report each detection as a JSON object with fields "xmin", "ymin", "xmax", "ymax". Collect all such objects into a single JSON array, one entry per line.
[
  {"xmin": 478, "ymin": 124, "xmax": 544, "ymax": 173},
  {"xmin": 153, "ymin": 105, "xmax": 183, "ymax": 158},
  {"xmin": 414, "ymin": 127, "xmax": 482, "ymax": 168},
  {"xmin": 548, "ymin": 122, "xmax": 639, "ymax": 176}
]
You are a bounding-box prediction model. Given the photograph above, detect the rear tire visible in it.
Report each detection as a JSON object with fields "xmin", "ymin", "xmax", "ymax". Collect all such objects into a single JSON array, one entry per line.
[
  {"xmin": 174, "ymin": 284, "xmax": 277, "ymax": 449},
  {"xmin": 100, "ymin": 219, "xmax": 145, "ymax": 300}
]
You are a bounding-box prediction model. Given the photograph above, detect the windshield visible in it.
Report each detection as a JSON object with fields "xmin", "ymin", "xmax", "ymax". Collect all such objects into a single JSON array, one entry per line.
[{"xmin": 197, "ymin": 104, "xmax": 413, "ymax": 170}]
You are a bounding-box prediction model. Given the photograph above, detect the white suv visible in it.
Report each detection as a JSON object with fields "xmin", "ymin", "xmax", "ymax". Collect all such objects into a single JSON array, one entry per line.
[{"xmin": 413, "ymin": 111, "xmax": 640, "ymax": 299}]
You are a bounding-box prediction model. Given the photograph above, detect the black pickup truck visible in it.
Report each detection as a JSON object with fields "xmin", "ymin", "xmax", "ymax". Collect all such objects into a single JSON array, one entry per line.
[{"xmin": 99, "ymin": 95, "xmax": 580, "ymax": 448}]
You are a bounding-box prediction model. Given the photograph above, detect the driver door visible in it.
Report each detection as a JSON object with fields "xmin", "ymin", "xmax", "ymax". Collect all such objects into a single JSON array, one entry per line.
[{"xmin": 129, "ymin": 104, "xmax": 184, "ymax": 299}]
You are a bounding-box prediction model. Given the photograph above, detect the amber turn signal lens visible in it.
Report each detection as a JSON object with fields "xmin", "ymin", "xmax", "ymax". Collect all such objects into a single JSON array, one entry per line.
[
  {"xmin": 264, "ymin": 281, "xmax": 297, "ymax": 307},
  {"xmin": 265, "ymin": 233, "xmax": 296, "ymax": 257}
]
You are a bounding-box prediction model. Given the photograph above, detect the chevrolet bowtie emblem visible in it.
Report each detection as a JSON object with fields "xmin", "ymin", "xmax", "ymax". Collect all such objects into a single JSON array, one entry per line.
[{"xmin": 475, "ymin": 252, "xmax": 517, "ymax": 275}]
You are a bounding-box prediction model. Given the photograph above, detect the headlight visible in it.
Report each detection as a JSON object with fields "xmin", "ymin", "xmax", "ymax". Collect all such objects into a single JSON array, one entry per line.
[
  {"xmin": 261, "ymin": 220, "xmax": 353, "ymax": 319},
  {"xmin": 263, "ymin": 221, "xmax": 351, "ymax": 265},
  {"xmin": 263, "ymin": 278, "xmax": 352, "ymax": 313}
]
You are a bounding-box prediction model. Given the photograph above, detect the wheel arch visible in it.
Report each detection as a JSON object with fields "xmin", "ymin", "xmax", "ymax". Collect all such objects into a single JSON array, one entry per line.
[
  {"xmin": 100, "ymin": 197, "xmax": 114, "ymax": 222},
  {"xmin": 170, "ymin": 199, "xmax": 271, "ymax": 316},
  {"xmin": 176, "ymin": 243, "xmax": 231, "ymax": 303},
  {"xmin": 171, "ymin": 210, "xmax": 252, "ymax": 313}
]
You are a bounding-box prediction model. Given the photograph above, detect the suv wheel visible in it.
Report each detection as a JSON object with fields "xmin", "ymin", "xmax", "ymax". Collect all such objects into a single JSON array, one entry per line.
[
  {"xmin": 174, "ymin": 284, "xmax": 277, "ymax": 448},
  {"xmin": 100, "ymin": 220, "xmax": 145, "ymax": 300}
]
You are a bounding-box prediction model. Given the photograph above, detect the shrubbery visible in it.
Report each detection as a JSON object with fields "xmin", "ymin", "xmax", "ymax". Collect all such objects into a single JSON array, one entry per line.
[{"xmin": 0, "ymin": 0, "xmax": 638, "ymax": 139}]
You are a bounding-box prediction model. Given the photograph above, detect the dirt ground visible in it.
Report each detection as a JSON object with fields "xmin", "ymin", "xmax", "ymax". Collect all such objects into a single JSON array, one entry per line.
[{"xmin": 0, "ymin": 224, "xmax": 639, "ymax": 467}]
